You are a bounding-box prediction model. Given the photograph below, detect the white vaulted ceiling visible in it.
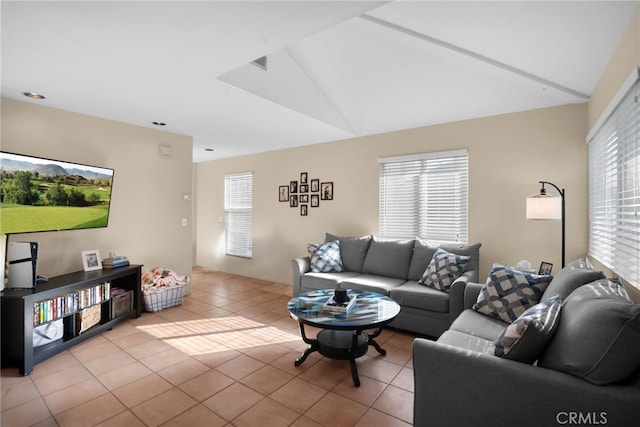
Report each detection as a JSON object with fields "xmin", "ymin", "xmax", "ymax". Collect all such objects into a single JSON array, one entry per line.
[{"xmin": 2, "ymin": 1, "xmax": 637, "ymax": 162}]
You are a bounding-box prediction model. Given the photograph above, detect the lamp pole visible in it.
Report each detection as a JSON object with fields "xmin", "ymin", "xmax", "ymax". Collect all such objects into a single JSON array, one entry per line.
[{"xmin": 538, "ymin": 181, "xmax": 565, "ymax": 268}]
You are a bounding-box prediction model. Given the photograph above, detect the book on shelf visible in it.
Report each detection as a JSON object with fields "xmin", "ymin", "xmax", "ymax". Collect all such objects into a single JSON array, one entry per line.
[
  {"xmin": 102, "ymin": 256, "xmax": 130, "ymax": 268},
  {"xmin": 322, "ymin": 294, "xmax": 357, "ymax": 314},
  {"xmin": 32, "ymin": 281, "xmax": 111, "ymax": 326}
]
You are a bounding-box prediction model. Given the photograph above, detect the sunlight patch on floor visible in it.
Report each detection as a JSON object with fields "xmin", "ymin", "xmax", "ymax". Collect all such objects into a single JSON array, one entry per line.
[{"xmin": 136, "ymin": 316, "xmax": 301, "ymax": 355}]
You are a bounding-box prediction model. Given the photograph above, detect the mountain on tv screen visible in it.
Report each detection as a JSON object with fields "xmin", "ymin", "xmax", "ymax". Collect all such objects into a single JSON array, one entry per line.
[{"xmin": 0, "ymin": 151, "xmax": 115, "ymax": 234}]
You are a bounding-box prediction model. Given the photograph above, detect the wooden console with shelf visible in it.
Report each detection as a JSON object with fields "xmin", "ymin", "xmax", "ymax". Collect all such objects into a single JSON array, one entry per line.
[{"xmin": 1, "ymin": 264, "xmax": 142, "ymax": 375}]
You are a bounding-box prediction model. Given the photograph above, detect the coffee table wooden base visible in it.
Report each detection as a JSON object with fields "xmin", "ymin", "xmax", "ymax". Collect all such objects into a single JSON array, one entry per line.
[{"xmin": 294, "ymin": 323, "xmax": 387, "ymax": 387}]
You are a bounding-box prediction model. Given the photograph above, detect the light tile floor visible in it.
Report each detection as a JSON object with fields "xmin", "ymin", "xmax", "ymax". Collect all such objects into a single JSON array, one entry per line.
[{"xmin": 1, "ymin": 267, "xmax": 419, "ymax": 426}]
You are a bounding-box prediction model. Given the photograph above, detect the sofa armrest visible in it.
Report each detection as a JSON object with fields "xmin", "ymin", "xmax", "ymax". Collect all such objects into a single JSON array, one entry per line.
[
  {"xmin": 448, "ymin": 274, "xmax": 470, "ymax": 321},
  {"xmin": 291, "ymin": 257, "xmax": 311, "ymax": 297},
  {"xmin": 463, "ymin": 281, "xmax": 484, "ymax": 309},
  {"xmin": 413, "ymin": 338, "xmax": 639, "ymax": 427}
]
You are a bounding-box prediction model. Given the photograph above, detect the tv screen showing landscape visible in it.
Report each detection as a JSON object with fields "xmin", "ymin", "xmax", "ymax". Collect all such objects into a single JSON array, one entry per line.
[{"xmin": 0, "ymin": 152, "xmax": 114, "ymax": 234}]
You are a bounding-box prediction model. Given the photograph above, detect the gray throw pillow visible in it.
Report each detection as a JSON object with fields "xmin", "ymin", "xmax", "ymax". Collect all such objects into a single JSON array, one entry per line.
[
  {"xmin": 539, "ymin": 279, "xmax": 640, "ymax": 385},
  {"xmin": 362, "ymin": 237, "xmax": 415, "ymax": 279},
  {"xmin": 488, "ymin": 295, "xmax": 562, "ymax": 364},
  {"xmin": 473, "ymin": 264, "xmax": 552, "ymax": 323},
  {"xmin": 324, "ymin": 233, "xmax": 372, "ymax": 272},
  {"xmin": 542, "ymin": 266, "xmax": 605, "ymax": 300}
]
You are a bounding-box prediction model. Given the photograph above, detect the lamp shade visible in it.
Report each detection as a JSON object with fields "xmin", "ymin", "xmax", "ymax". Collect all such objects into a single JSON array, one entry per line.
[{"xmin": 526, "ymin": 193, "xmax": 562, "ymax": 220}]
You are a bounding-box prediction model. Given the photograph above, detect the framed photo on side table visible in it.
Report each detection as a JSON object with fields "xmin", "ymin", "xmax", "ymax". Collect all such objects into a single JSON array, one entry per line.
[
  {"xmin": 82, "ymin": 250, "xmax": 103, "ymax": 271},
  {"xmin": 538, "ymin": 261, "xmax": 553, "ymax": 275}
]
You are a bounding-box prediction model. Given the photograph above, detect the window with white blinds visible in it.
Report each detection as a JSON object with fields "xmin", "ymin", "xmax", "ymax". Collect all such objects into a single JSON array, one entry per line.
[
  {"xmin": 224, "ymin": 171, "xmax": 253, "ymax": 258},
  {"xmin": 588, "ymin": 69, "xmax": 639, "ymax": 288},
  {"xmin": 379, "ymin": 150, "xmax": 468, "ymax": 243}
]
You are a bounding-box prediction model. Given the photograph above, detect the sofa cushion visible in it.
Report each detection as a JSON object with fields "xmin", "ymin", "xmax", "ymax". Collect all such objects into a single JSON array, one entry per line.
[
  {"xmin": 419, "ymin": 248, "xmax": 470, "ymax": 292},
  {"xmin": 408, "ymin": 240, "xmax": 438, "ymax": 281},
  {"xmin": 539, "ymin": 279, "xmax": 640, "ymax": 385},
  {"xmin": 340, "ymin": 274, "xmax": 406, "ymax": 296},
  {"xmin": 473, "ymin": 264, "xmax": 552, "ymax": 323},
  {"xmin": 325, "ymin": 233, "xmax": 372, "ymax": 273},
  {"xmin": 488, "ymin": 294, "xmax": 562, "ymax": 364},
  {"xmin": 541, "ymin": 264, "xmax": 605, "ymax": 300},
  {"xmin": 390, "ymin": 281, "xmax": 450, "ymax": 313},
  {"xmin": 449, "ymin": 309, "xmax": 508, "ymax": 341},
  {"xmin": 307, "ymin": 241, "xmax": 345, "ymax": 273},
  {"xmin": 437, "ymin": 330, "xmax": 493, "ymax": 354},
  {"xmin": 362, "ymin": 237, "xmax": 415, "ymax": 279},
  {"xmin": 408, "ymin": 240, "xmax": 481, "ymax": 282},
  {"xmin": 564, "ymin": 257, "xmax": 594, "ymax": 270},
  {"xmin": 301, "ymin": 271, "xmax": 362, "ymax": 291},
  {"xmin": 439, "ymin": 242, "xmax": 481, "ymax": 274}
]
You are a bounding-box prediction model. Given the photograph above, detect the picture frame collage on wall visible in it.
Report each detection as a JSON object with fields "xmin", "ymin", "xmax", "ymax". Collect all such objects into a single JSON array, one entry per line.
[{"xmin": 279, "ymin": 172, "xmax": 333, "ymax": 216}]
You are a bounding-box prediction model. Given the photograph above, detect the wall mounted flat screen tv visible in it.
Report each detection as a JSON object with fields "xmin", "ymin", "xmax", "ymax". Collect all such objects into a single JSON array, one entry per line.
[{"xmin": 0, "ymin": 152, "xmax": 115, "ymax": 234}]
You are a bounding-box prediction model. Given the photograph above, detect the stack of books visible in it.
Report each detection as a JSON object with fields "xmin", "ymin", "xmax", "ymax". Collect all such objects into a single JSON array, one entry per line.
[
  {"xmin": 323, "ymin": 294, "xmax": 357, "ymax": 314},
  {"xmin": 102, "ymin": 256, "xmax": 130, "ymax": 269}
]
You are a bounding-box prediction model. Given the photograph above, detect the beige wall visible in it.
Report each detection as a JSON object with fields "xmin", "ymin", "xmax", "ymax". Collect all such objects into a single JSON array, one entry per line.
[
  {"xmin": 196, "ymin": 103, "xmax": 589, "ymax": 285},
  {"xmin": 1, "ymin": 98, "xmax": 194, "ymax": 292},
  {"xmin": 587, "ymin": 6, "xmax": 640, "ymax": 302},
  {"xmin": 589, "ymin": 8, "xmax": 640, "ymax": 129}
]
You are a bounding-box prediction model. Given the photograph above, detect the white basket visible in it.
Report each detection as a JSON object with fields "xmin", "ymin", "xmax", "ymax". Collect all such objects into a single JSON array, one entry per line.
[{"xmin": 142, "ymin": 283, "xmax": 185, "ymax": 312}]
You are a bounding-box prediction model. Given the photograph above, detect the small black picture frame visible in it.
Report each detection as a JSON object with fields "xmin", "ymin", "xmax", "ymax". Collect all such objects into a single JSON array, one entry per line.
[
  {"xmin": 311, "ymin": 179, "xmax": 320, "ymax": 192},
  {"xmin": 311, "ymin": 194, "xmax": 319, "ymax": 207},
  {"xmin": 290, "ymin": 195, "xmax": 298, "ymax": 207},
  {"xmin": 539, "ymin": 261, "xmax": 553, "ymax": 275},
  {"xmin": 300, "ymin": 172, "xmax": 308, "ymax": 184},
  {"xmin": 300, "ymin": 205, "xmax": 308, "ymax": 216},
  {"xmin": 320, "ymin": 182, "xmax": 333, "ymax": 200},
  {"xmin": 278, "ymin": 185, "xmax": 289, "ymax": 202},
  {"xmin": 290, "ymin": 181, "xmax": 298, "ymax": 194}
]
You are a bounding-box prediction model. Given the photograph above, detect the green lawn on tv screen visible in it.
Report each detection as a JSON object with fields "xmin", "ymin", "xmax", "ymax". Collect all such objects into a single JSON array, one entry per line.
[{"xmin": 0, "ymin": 204, "xmax": 109, "ymax": 234}]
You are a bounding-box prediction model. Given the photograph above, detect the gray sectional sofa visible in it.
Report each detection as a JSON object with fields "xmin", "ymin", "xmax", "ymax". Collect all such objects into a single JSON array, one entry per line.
[
  {"xmin": 291, "ymin": 233, "xmax": 481, "ymax": 337},
  {"xmin": 413, "ymin": 260, "xmax": 640, "ymax": 427}
]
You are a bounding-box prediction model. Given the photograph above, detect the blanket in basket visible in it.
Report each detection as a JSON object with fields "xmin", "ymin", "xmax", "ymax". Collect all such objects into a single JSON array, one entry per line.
[{"xmin": 142, "ymin": 267, "xmax": 189, "ymax": 312}]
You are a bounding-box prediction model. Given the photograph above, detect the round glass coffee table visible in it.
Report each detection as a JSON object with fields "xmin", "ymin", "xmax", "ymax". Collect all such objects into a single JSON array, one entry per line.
[{"xmin": 287, "ymin": 289, "xmax": 401, "ymax": 387}]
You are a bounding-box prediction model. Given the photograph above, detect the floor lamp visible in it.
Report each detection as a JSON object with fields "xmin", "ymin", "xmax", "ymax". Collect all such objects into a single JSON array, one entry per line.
[{"xmin": 526, "ymin": 181, "xmax": 565, "ymax": 268}]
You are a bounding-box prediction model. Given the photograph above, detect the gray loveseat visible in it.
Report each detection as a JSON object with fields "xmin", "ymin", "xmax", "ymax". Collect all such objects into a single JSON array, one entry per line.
[
  {"xmin": 292, "ymin": 233, "xmax": 481, "ymax": 337},
  {"xmin": 413, "ymin": 260, "xmax": 640, "ymax": 427}
]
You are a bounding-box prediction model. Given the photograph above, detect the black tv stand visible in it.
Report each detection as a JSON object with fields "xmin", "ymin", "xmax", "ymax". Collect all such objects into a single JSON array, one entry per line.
[{"xmin": 1, "ymin": 265, "xmax": 142, "ymax": 375}]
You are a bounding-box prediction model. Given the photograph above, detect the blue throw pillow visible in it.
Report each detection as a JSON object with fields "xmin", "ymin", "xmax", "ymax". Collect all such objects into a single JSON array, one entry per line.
[
  {"xmin": 418, "ymin": 248, "xmax": 470, "ymax": 292},
  {"xmin": 307, "ymin": 240, "xmax": 345, "ymax": 273},
  {"xmin": 473, "ymin": 264, "xmax": 552, "ymax": 323},
  {"xmin": 488, "ymin": 295, "xmax": 562, "ymax": 363}
]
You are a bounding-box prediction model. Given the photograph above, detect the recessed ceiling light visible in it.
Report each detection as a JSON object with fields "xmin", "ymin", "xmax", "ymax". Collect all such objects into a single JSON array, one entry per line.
[
  {"xmin": 205, "ymin": 148, "xmax": 215, "ymax": 152},
  {"xmin": 152, "ymin": 121, "xmax": 166, "ymax": 126},
  {"xmin": 23, "ymin": 91, "xmax": 45, "ymax": 99}
]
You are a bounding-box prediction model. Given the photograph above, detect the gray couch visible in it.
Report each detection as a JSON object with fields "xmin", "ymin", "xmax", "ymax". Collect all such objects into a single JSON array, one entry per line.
[
  {"xmin": 291, "ymin": 233, "xmax": 481, "ymax": 337},
  {"xmin": 413, "ymin": 261, "xmax": 640, "ymax": 427}
]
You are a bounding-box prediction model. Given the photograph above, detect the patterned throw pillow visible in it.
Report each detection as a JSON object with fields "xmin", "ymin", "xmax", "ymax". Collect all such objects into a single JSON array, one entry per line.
[
  {"xmin": 488, "ymin": 295, "xmax": 562, "ymax": 363},
  {"xmin": 418, "ymin": 248, "xmax": 470, "ymax": 292},
  {"xmin": 473, "ymin": 264, "xmax": 552, "ymax": 323},
  {"xmin": 307, "ymin": 240, "xmax": 345, "ymax": 273}
]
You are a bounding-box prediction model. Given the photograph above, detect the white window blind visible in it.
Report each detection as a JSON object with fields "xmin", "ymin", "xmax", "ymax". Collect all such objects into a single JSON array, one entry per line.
[
  {"xmin": 589, "ymin": 69, "xmax": 640, "ymax": 288},
  {"xmin": 224, "ymin": 171, "xmax": 253, "ymax": 258},
  {"xmin": 379, "ymin": 150, "xmax": 468, "ymax": 243}
]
